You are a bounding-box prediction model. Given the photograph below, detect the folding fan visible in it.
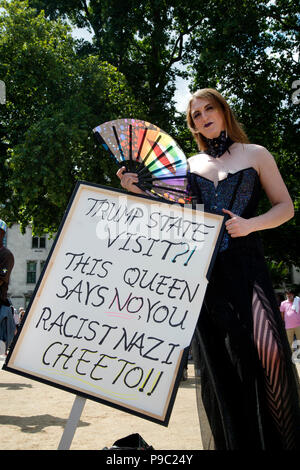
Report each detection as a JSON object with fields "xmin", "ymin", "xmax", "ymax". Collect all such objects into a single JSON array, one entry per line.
[{"xmin": 93, "ymin": 118, "xmax": 190, "ymax": 204}]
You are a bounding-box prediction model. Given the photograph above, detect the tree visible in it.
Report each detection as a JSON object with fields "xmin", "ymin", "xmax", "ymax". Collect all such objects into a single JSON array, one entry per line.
[
  {"xmin": 27, "ymin": 0, "xmax": 212, "ymax": 131},
  {"xmin": 2, "ymin": 0, "xmax": 299, "ymax": 267},
  {"xmin": 0, "ymin": 0, "xmax": 144, "ymax": 234},
  {"xmin": 181, "ymin": 0, "xmax": 300, "ymax": 266}
]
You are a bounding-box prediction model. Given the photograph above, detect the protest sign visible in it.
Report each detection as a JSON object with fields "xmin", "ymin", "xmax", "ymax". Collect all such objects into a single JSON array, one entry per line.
[{"xmin": 4, "ymin": 183, "xmax": 224, "ymax": 425}]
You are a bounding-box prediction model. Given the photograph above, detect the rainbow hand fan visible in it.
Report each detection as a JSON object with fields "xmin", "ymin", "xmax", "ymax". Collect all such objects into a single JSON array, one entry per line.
[{"xmin": 93, "ymin": 118, "xmax": 190, "ymax": 203}]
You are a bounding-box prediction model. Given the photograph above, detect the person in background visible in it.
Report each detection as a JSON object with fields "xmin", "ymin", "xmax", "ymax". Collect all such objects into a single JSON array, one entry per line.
[
  {"xmin": 276, "ymin": 292, "xmax": 285, "ymax": 308},
  {"xmin": 17, "ymin": 307, "xmax": 26, "ymax": 331},
  {"xmin": 19, "ymin": 307, "xmax": 25, "ymax": 321},
  {"xmin": 13, "ymin": 307, "xmax": 20, "ymax": 328},
  {"xmin": 280, "ymin": 289, "xmax": 300, "ymax": 349},
  {"xmin": 0, "ymin": 220, "xmax": 15, "ymax": 353}
]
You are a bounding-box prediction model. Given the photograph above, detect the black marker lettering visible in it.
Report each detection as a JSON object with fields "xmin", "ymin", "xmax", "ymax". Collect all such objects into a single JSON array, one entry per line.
[
  {"xmin": 63, "ymin": 314, "xmax": 78, "ymax": 337},
  {"xmin": 42, "ymin": 341, "xmax": 62, "ymax": 365},
  {"xmin": 86, "ymin": 258, "xmax": 102, "ymax": 276},
  {"xmin": 161, "ymin": 343, "xmax": 180, "ymax": 365},
  {"xmin": 146, "ymin": 298, "xmax": 161, "ymax": 322},
  {"xmin": 35, "ymin": 307, "xmax": 52, "ymax": 330},
  {"xmin": 90, "ymin": 354, "xmax": 117, "ymax": 381},
  {"xmin": 106, "ymin": 227, "xmax": 127, "ymax": 248},
  {"xmin": 169, "ymin": 306, "xmax": 188, "ymax": 329},
  {"xmin": 84, "ymin": 320, "xmax": 99, "ymax": 341},
  {"xmin": 52, "ymin": 343, "xmax": 78, "ymax": 370},
  {"xmin": 147, "ymin": 371, "xmax": 163, "ymax": 396},
  {"xmin": 123, "ymin": 267, "xmax": 140, "ymax": 287},
  {"xmin": 112, "ymin": 358, "xmax": 135, "ymax": 384},
  {"xmin": 48, "ymin": 311, "xmax": 65, "ymax": 335},
  {"xmin": 124, "ymin": 367, "xmax": 144, "ymax": 389},
  {"xmin": 56, "ymin": 275, "xmax": 73, "ymax": 299},
  {"xmin": 98, "ymin": 324, "xmax": 118, "ymax": 346},
  {"xmin": 73, "ymin": 317, "xmax": 89, "ymax": 340},
  {"xmin": 76, "ymin": 348, "xmax": 97, "ymax": 376},
  {"xmin": 139, "ymin": 368, "xmax": 154, "ymax": 392},
  {"xmin": 143, "ymin": 336, "xmax": 164, "ymax": 361}
]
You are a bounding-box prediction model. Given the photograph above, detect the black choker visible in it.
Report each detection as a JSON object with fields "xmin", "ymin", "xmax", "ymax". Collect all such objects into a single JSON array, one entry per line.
[{"xmin": 201, "ymin": 130, "xmax": 234, "ymax": 158}]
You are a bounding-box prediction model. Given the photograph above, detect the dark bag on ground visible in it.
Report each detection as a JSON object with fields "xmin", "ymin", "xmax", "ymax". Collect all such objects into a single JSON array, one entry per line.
[{"xmin": 103, "ymin": 433, "xmax": 154, "ymax": 450}]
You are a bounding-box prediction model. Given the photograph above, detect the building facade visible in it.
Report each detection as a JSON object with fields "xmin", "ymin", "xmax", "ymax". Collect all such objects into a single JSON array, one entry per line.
[
  {"xmin": 5, "ymin": 224, "xmax": 55, "ymax": 310},
  {"xmin": 291, "ymin": 266, "xmax": 300, "ymax": 286}
]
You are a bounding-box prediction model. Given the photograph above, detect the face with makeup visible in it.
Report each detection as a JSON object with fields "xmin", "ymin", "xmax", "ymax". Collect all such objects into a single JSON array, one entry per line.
[{"xmin": 190, "ymin": 97, "xmax": 226, "ymax": 139}]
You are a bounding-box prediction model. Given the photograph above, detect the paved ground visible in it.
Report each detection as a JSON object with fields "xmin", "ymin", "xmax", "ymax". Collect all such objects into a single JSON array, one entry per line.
[
  {"xmin": 0, "ymin": 357, "xmax": 201, "ymax": 450},
  {"xmin": 1, "ymin": 355, "xmax": 299, "ymax": 451}
]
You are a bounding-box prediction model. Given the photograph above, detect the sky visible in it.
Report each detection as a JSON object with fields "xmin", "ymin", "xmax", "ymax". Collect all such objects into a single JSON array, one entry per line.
[
  {"xmin": 71, "ymin": 26, "xmax": 191, "ymax": 113},
  {"xmin": 174, "ymin": 75, "xmax": 191, "ymax": 113}
]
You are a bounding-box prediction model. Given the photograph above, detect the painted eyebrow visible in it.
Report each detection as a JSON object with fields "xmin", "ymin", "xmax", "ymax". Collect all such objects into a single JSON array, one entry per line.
[{"xmin": 192, "ymin": 103, "xmax": 212, "ymax": 117}]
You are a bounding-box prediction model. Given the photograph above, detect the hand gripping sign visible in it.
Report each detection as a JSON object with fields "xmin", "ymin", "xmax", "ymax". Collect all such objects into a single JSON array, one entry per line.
[{"xmin": 4, "ymin": 183, "xmax": 224, "ymax": 425}]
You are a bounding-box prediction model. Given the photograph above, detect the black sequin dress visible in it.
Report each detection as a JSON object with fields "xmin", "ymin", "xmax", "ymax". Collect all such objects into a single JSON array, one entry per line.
[{"xmin": 188, "ymin": 152, "xmax": 300, "ymax": 450}]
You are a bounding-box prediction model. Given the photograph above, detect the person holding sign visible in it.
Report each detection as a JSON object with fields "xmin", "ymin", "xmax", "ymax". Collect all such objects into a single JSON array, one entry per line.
[{"xmin": 117, "ymin": 88, "xmax": 300, "ymax": 450}]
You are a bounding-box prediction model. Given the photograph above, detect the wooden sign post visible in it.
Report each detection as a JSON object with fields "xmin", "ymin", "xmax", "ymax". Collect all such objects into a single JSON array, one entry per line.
[{"xmin": 4, "ymin": 183, "xmax": 224, "ymax": 446}]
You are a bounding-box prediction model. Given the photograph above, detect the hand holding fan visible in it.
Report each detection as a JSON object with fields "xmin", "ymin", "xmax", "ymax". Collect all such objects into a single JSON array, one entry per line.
[{"xmin": 93, "ymin": 118, "xmax": 190, "ymax": 203}]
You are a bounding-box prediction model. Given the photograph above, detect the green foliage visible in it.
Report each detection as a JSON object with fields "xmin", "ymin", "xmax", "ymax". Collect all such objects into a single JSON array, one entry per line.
[
  {"xmin": 267, "ymin": 260, "xmax": 290, "ymax": 289},
  {"xmin": 0, "ymin": 0, "xmax": 299, "ymax": 268},
  {"xmin": 181, "ymin": 0, "xmax": 300, "ymax": 266},
  {"xmin": 0, "ymin": 0, "xmax": 144, "ymax": 234},
  {"xmin": 28, "ymin": 0, "xmax": 202, "ymax": 131}
]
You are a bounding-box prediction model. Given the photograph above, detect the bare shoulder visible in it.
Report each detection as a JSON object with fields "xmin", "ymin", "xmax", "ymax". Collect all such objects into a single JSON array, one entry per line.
[
  {"xmin": 187, "ymin": 153, "xmax": 200, "ymax": 163},
  {"xmin": 187, "ymin": 153, "xmax": 209, "ymax": 172},
  {"xmin": 236, "ymin": 143, "xmax": 276, "ymax": 173},
  {"xmin": 237, "ymin": 142, "xmax": 271, "ymax": 156},
  {"xmin": 188, "ymin": 152, "xmax": 208, "ymax": 163}
]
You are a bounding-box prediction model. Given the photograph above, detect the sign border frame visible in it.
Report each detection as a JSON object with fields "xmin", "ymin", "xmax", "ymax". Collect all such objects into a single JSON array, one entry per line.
[{"xmin": 3, "ymin": 181, "xmax": 225, "ymax": 426}]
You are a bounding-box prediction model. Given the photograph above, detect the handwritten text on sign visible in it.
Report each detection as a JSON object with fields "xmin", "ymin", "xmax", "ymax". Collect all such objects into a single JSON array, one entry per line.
[{"xmin": 6, "ymin": 184, "xmax": 223, "ymax": 423}]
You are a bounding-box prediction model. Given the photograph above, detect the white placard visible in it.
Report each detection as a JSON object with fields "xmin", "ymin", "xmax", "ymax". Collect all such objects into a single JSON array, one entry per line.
[{"xmin": 5, "ymin": 183, "xmax": 224, "ymax": 424}]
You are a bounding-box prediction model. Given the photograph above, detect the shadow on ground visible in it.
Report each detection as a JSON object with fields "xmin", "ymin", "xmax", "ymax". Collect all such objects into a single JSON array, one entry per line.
[
  {"xmin": 179, "ymin": 376, "xmax": 196, "ymax": 389},
  {"xmin": 0, "ymin": 382, "xmax": 32, "ymax": 391},
  {"xmin": 0, "ymin": 414, "xmax": 90, "ymax": 433}
]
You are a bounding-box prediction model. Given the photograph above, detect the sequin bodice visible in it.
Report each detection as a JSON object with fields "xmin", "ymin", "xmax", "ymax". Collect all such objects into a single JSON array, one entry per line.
[{"xmin": 188, "ymin": 167, "xmax": 261, "ymax": 252}]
